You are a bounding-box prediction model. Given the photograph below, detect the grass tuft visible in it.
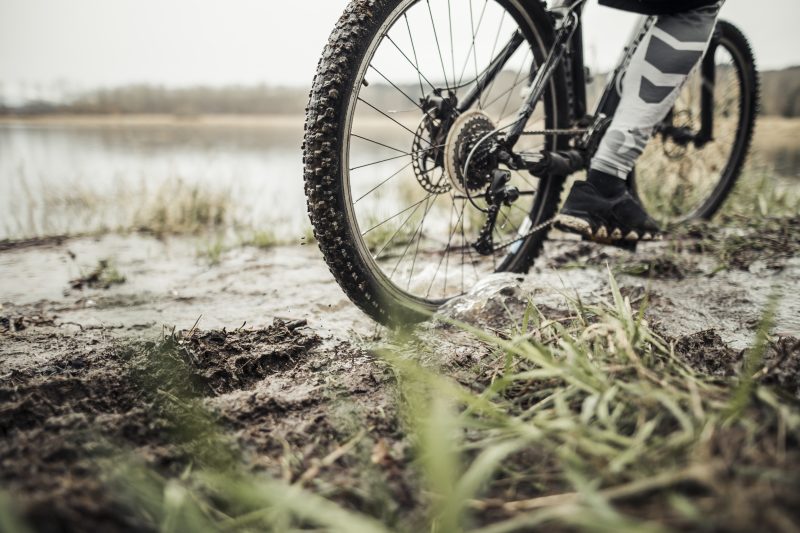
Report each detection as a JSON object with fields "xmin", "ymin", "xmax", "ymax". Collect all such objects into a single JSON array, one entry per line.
[
  {"xmin": 375, "ymin": 272, "xmax": 799, "ymax": 531},
  {"xmin": 242, "ymin": 230, "xmax": 280, "ymax": 249},
  {"xmin": 69, "ymin": 259, "xmax": 127, "ymax": 290},
  {"xmin": 135, "ymin": 180, "xmax": 232, "ymax": 236}
]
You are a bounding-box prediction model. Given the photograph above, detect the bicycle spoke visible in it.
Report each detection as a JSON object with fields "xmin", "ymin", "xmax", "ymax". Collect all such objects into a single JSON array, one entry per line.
[
  {"xmin": 479, "ymin": 11, "xmax": 507, "ymax": 108},
  {"xmin": 362, "ymin": 194, "xmax": 433, "ymax": 238},
  {"xmin": 373, "ymin": 194, "xmax": 433, "ymax": 261},
  {"xmin": 442, "ymin": 199, "xmax": 456, "ymax": 297},
  {"xmin": 349, "ymin": 142, "xmax": 446, "ymax": 171},
  {"xmin": 458, "ymin": 0, "xmax": 489, "ymax": 88},
  {"xmin": 426, "ymin": 198, "xmax": 465, "ymax": 297},
  {"xmin": 357, "ymin": 97, "xmax": 433, "ymax": 145},
  {"xmin": 350, "ymin": 153, "xmax": 414, "ymax": 172},
  {"xmin": 483, "ymin": 70, "xmax": 532, "ymax": 110},
  {"xmin": 426, "ymin": 0, "xmax": 451, "ymax": 90},
  {"xmin": 385, "ymin": 34, "xmax": 438, "ymax": 93},
  {"xmin": 404, "ymin": 13, "xmax": 426, "ymax": 98},
  {"xmin": 351, "ymin": 134, "xmax": 411, "ymax": 155},
  {"xmin": 511, "ymin": 170, "xmax": 538, "ymax": 193},
  {"xmin": 407, "ymin": 196, "xmax": 432, "ymax": 290},
  {"xmin": 499, "ymin": 47, "xmax": 532, "ymax": 121},
  {"xmin": 498, "ymin": 208, "xmax": 522, "ymax": 237},
  {"xmin": 369, "ymin": 65, "xmax": 425, "ymax": 111},
  {"xmin": 456, "ymin": 196, "xmax": 482, "ymax": 284},
  {"xmin": 457, "ymin": 194, "xmax": 467, "ymax": 295},
  {"xmin": 389, "ymin": 194, "xmax": 434, "ymax": 281},
  {"xmin": 509, "ymin": 203, "xmax": 534, "ymax": 220},
  {"xmin": 448, "ymin": 0, "xmax": 456, "ymax": 90},
  {"xmin": 354, "ymin": 160, "xmax": 432, "ymax": 204}
]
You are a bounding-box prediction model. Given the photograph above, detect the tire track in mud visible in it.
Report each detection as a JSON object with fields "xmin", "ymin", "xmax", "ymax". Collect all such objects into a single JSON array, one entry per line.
[{"xmin": 0, "ymin": 320, "xmax": 410, "ymax": 532}]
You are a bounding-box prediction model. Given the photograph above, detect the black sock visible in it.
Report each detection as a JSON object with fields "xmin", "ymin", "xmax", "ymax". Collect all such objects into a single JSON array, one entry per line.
[{"xmin": 586, "ymin": 169, "xmax": 627, "ymax": 197}]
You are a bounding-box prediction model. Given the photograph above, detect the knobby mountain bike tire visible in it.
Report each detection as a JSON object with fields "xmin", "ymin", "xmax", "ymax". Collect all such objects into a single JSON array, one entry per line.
[{"xmin": 303, "ymin": 0, "xmax": 571, "ymax": 325}]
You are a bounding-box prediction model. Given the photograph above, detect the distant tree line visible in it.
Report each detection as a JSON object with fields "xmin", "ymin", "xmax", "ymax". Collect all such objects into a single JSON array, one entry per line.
[
  {"xmin": 0, "ymin": 84, "xmax": 309, "ymax": 116},
  {"xmin": 1, "ymin": 67, "xmax": 799, "ymax": 117},
  {"xmin": 760, "ymin": 66, "xmax": 800, "ymax": 117}
]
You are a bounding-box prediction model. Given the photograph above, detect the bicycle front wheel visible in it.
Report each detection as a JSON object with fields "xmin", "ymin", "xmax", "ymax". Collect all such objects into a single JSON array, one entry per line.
[
  {"xmin": 304, "ymin": 0, "xmax": 570, "ymax": 324},
  {"xmin": 631, "ymin": 20, "xmax": 759, "ymax": 223}
]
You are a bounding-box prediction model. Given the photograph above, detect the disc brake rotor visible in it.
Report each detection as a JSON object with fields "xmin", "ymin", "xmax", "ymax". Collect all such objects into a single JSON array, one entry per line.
[{"xmin": 412, "ymin": 115, "xmax": 452, "ymax": 194}]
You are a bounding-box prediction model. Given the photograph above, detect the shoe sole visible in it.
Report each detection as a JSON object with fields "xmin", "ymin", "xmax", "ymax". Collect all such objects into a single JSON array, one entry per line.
[
  {"xmin": 554, "ymin": 214, "xmax": 592, "ymax": 237},
  {"xmin": 555, "ymin": 214, "xmax": 663, "ymax": 243}
]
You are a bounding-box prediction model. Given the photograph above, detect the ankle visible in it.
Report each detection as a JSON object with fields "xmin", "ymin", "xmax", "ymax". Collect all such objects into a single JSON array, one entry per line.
[{"xmin": 586, "ymin": 169, "xmax": 627, "ymax": 197}]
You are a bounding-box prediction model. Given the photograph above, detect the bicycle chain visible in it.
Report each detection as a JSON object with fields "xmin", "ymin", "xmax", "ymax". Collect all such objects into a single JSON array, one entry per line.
[
  {"xmin": 491, "ymin": 216, "xmax": 556, "ymax": 252},
  {"xmin": 521, "ymin": 128, "xmax": 589, "ymax": 136}
]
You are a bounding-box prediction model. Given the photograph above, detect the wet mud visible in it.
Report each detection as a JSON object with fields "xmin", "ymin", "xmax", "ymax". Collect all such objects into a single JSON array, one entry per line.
[
  {"xmin": 1, "ymin": 320, "xmax": 407, "ymax": 532},
  {"xmin": 1, "ymin": 218, "xmax": 799, "ymax": 531}
]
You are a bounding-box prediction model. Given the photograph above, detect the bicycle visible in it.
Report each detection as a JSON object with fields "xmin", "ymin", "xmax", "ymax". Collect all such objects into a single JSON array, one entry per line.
[{"xmin": 303, "ymin": 0, "xmax": 758, "ymax": 324}]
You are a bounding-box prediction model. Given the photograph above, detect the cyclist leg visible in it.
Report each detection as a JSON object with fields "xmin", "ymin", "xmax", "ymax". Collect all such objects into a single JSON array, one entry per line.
[{"xmin": 556, "ymin": 2, "xmax": 724, "ymax": 242}]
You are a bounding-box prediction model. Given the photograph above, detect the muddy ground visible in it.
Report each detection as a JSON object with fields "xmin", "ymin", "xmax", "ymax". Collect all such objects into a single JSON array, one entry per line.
[{"xmin": 1, "ymin": 218, "xmax": 799, "ymax": 531}]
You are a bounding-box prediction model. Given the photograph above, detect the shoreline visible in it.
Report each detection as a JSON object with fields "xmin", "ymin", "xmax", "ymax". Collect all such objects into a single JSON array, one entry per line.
[
  {"xmin": 1, "ymin": 114, "xmax": 798, "ymax": 147},
  {"xmin": 0, "ymin": 113, "xmax": 305, "ymax": 129}
]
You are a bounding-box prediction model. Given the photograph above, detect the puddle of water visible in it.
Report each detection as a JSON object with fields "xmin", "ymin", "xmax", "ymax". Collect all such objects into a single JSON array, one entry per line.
[
  {"xmin": 439, "ymin": 240, "xmax": 800, "ymax": 350},
  {"xmin": 0, "ymin": 233, "xmax": 374, "ymax": 339}
]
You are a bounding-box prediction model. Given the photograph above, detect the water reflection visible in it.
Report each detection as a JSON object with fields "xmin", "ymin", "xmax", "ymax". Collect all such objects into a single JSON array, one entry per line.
[
  {"xmin": 0, "ymin": 118, "xmax": 365, "ymax": 240},
  {"xmin": 1, "ymin": 116, "xmax": 797, "ymax": 241}
]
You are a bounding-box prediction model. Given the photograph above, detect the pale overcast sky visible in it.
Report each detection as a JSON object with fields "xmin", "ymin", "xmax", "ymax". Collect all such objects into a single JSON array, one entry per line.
[{"xmin": 1, "ymin": 0, "xmax": 798, "ymax": 98}]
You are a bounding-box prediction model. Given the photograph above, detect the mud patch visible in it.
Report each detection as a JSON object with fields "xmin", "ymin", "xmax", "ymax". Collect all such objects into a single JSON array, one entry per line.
[
  {"xmin": 672, "ymin": 329, "xmax": 742, "ymax": 377},
  {"xmin": 0, "ymin": 321, "xmax": 409, "ymax": 532},
  {"xmin": 176, "ymin": 319, "xmax": 321, "ymax": 394},
  {"xmin": 0, "ymin": 302, "xmax": 57, "ymax": 334},
  {"xmin": 683, "ymin": 216, "xmax": 800, "ymax": 271},
  {"xmin": 761, "ymin": 337, "xmax": 800, "ymax": 399},
  {"xmin": 668, "ymin": 330, "xmax": 800, "ymax": 398},
  {"xmin": 0, "ymin": 313, "xmax": 55, "ymax": 333},
  {"xmin": 616, "ymin": 255, "xmax": 699, "ymax": 280}
]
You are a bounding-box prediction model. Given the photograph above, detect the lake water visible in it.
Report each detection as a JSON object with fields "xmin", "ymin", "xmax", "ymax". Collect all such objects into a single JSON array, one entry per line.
[
  {"xmin": 0, "ymin": 117, "xmax": 314, "ymax": 240},
  {"xmin": 1, "ymin": 116, "xmax": 798, "ymax": 241},
  {"xmin": 0, "ymin": 115, "xmax": 467, "ymax": 242}
]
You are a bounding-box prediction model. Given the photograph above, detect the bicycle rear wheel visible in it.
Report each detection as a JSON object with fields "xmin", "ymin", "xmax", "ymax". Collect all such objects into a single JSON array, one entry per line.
[
  {"xmin": 304, "ymin": 0, "xmax": 569, "ymax": 324},
  {"xmin": 631, "ymin": 20, "xmax": 758, "ymax": 223}
]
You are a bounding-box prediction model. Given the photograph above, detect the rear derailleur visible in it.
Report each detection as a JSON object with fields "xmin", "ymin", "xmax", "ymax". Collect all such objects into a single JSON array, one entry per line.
[
  {"xmin": 471, "ymin": 114, "xmax": 613, "ymax": 256},
  {"xmin": 472, "ymin": 170, "xmax": 520, "ymax": 256}
]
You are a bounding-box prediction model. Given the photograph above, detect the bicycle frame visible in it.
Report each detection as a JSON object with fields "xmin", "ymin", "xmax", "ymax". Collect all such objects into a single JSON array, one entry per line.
[{"xmin": 463, "ymin": 0, "xmax": 719, "ymax": 177}]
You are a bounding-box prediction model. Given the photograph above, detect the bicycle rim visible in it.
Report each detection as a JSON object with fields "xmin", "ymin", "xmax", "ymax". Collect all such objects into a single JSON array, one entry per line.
[{"xmin": 340, "ymin": 0, "xmax": 560, "ymax": 306}]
